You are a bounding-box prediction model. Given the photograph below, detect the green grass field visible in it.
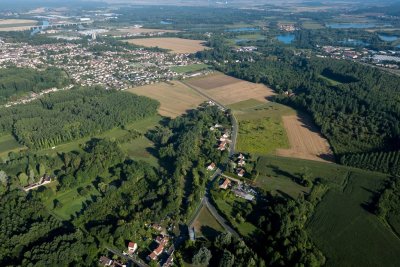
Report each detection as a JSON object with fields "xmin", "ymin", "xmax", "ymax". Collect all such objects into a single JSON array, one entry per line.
[
  {"xmin": 38, "ymin": 115, "xmax": 162, "ymax": 166},
  {"xmin": 255, "ymin": 155, "xmax": 400, "ymax": 266},
  {"xmin": 307, "ymin": 171, "xmax": 400, "ymax": 266},
  {"xmin": 302, "ymin": 21, "xmax": 325, "ymax": 30},
  {"xmin": 44, "ymin": 181, "xmax": 100, "ymax": 221},
  {"xmin": 192, "ymin": 206, "xmax": 224, "ymax": 240},
  {"xmin": 230, "ymin": 100, "xmax": 294, "ymax": 155},
  {"xmin": 0, "ymin": 134, "xmax": 25, "ymax": 158},
  {"xmin": 171, "ymin": 64, "xmax": 210, "ymax": 74},
  {"xmin": 318, "ymin": 74, "xmax": 342, "ymax": 86}
]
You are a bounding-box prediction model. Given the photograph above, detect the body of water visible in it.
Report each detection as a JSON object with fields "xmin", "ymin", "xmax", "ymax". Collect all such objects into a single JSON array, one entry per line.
[
  {"xmin": 226, "ymin": 27, "xmax": 259, "ymax": 32},
  {"xmin": 277, "ymin": 34, "xmax": 295, "ymax": 44},
  {"xmin": 326, "ymin": 23, "xmax": 376, "ymax": 29},
  {"xmin": 160, "ymin": 20, "xmax": 172, "ymax": 25},
  {"xmin": 379, "ymin": 34, "xmax": 399, "ymax": 42}
]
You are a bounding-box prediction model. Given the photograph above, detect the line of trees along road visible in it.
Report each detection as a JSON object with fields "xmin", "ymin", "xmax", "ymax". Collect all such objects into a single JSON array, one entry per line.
[
  {"xmin": 0, "ymin": 87, "xmax": 159, "ymax": 149},
  {"xmin": 196, "ymin": 38, "xmax": 400, "ymax": 171}
]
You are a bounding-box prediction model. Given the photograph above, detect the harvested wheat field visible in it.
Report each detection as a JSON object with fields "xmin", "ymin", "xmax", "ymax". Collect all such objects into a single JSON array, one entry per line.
[
  {"xmin": 0, "ymin": 19, "xmax": 38, "ymax": 31},
  {"xmin": 276, "ymin": 114, "xmax": 334, "ymax": 162},
  {"xmin": 185, "ymin": 73, "xmax": 275, "ymax": 105},
  {"xmin": 127, "ymin": 81, "xmax": 207, "ymax": 118},
  {"xmin": 127, "ymin": 37, "xmax": 207, "ymax": 53}
]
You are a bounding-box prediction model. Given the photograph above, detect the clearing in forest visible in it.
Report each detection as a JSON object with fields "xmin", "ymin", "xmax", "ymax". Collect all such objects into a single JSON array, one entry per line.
[
  {"xmin": 186, "ymin": 73, "xmax": 275, "ymax": 105},
  {"xmin": 126, "ymin": 37, "xmax": 207, "ymax": 53},
  {"xmin": 276, "ymin": 114, "xmax": 334, "ymax": 162},
  {"xmin": 127, "ymin": 81, "xmax": 207, "ymax": 118}
]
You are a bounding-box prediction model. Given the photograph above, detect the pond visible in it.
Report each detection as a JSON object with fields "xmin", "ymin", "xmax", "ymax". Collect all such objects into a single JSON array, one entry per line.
[
  {"xmin": 226, "ymin": 27, "xmax": 259, "ymax": 32},
  {"xmin": 379, "ymin": 34, "xmax": 399, "ymax": 42},
  {"xmin": 277, "ymin": 34, "xmax": 295, "ymax": 44},
  {"xmin": 326, "ymin": 23, "xmax": 376, "ymax": 29}
]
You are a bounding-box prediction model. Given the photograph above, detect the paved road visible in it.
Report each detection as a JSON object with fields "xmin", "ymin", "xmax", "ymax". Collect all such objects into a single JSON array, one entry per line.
[{"xmin": 181, "ymin": 80, "xmax": 238, "ymax": 157}]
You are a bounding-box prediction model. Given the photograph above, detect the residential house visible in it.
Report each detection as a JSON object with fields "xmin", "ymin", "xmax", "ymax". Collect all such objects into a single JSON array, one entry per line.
[
  {"xmin": 207, "ymin": 162, "xmax": 216, "ymax": 171},
  {"xmin": 127, "ymin": 242, "xmax": 137, "ymax": 254},
  {"xmin": 237, "ymin": 168, "xmax": 245, "ymax": 177},
  {"xmin": 238, "ymin": 158, "xmax": 246, "ymax": 167},
  {"xmin": 219, "ymin": 178, "xmax": 231, "ymax": 190},
  {"xmin": 99, "ymin": 256, "xmax": 113, "ymax": 266}
]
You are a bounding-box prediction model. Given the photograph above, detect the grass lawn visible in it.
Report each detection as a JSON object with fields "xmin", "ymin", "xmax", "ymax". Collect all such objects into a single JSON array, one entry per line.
[
  {"xmin": 0, "ymin": 134, "xmax": 26, "ymax": 159},
  {"xmin": 171, "ymin": 63, "xmax": 210, "ymax": 74},
  {"xmin": 192, "ymin": 206, "xmax": 224, "ymax": 240},
  {"xmin": 230, "ymin": 100, "xmax": 294, "ymax": 155}
]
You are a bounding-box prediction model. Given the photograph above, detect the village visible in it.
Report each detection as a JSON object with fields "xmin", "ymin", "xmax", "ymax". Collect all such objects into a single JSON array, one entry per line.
[{"xmin": 0, "ymin": 39, "xmax": 207, "ymax": 91}]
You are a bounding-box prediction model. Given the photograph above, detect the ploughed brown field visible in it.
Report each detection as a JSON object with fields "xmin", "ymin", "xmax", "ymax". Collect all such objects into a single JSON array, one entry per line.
[
  {"xmin": 126, "ymin": 37, "xmax": 207, "ymax": 54},
  {"xmin": 127, "ymin": 81, "xmax": 207, "ymax": 118},
  {"xmin": 276, "ymin": 114, "xmax": 334, "ymax": 162},
  {"xmin": 185, "ymin": 73, "xmax": 275, "ymax": 105}
]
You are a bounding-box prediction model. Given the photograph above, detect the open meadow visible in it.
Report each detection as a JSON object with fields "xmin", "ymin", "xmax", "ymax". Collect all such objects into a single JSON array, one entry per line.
[
  {"xmin": 116, "ymin": 27, "xmax": 179, "ymax": 34},
  {"xmin": 0, "ymin": 134, "xmax": 26, "ymax": 158},
  {"xmin": 229, "ymin": 99, "xmax": 293, "ymax": 155},
  {"xmin": 185, "ymin": 72, "xmax": 275, "ymax": 105},
  {"xmin": 126, "ymin": 37, "xmax": 207, "ymax": 53},
  {"xmin": 276, "ymin": 114, "xmax": 334, "ymax": 162},
  {"xmin": 128, "ymin": 81, "xmax": 207, "ymax": 117}
]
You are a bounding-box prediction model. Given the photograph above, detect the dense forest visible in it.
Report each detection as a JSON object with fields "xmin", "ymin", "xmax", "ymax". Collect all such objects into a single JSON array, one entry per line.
[
  {"xmin": 0, "ymin": 87, "xmax": 159, "ymax": 149},
  {"xmin": 197, "ymin": 38, "xmax": 400, "ymax": 160},
  {"xmin": 341, "ymin": 151, "xmax": 400, "ymax": 175},
  {"xmin": 0, "ymin": 67, "xmax": 69, "ymax": 104}
]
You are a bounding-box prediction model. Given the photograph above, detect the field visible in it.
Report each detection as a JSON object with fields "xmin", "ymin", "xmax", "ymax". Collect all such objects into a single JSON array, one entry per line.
[
  {"xmin": 126, "ymin": 37, "xmax": 207, "ymax": 53},
  {"xmin": 116, "ymin": 27, "xmax": 178, "ymax": 34},
  {"xmin": 276, "ymin": 114, "xmax": 334, "ymax": 162},
  {"xmin": 192, "ymin": 206, "xmax": 224, "ymax": 240},
  {"xmin": 0, "ymin": 134, "xmax": 26, "ymax": 158},
  {"xmin": 307, "ymin": 171, "xmax": 400, "ymax": 266},
  {"xmin": 255, "ymin": 154, "xmax": 400, "ymax": 265},
  {"xmin": 0, "ymin": 19, "xmax": 38, "ymax": 31},
  {"xmin": 230, "ymin": 100, "xmax": 294, "ymax": 155},
  {"xmin": 301, "ymin": 21, "xmax": 325, "ymax": 29},
  {"xmin": 128, "ymin": 81, "xmax": 207, "ymax": 117},
  {"xmin": 185, "ymin": 73, "xmax": 275, "ymax": 105},
  {"xmin": 38, "ymin": 115, "xmax": 162, "ymax": 166},
  {"xmin": 171, "ymin": 63, "xmax": 210, "ymax": 74}
]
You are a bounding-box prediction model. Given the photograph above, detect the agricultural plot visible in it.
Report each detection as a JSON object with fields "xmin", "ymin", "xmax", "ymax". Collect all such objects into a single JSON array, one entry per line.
[
  {"xmin": 0, "ymin": 19, "xmax": 38, "ymax": 31},
  {"xmin": 192, "ymin": 206, "xmax": 224, "ymax": 240},
  {"xmin": 231, "ymin": 101, "xmax": 294, "ymax": 155},
  {"xmin": 307, "ymin": 171, "xmax": 400, "ymax": 267},
  {"xmin": 116, "ymin": 27, "xmax": 178, "ymax": 35},
  {"xmin": 171, "ymin": 63, "xmax": 210, "ymax": 74},
  {"xmin": 276, "ymin": 114, "xmax": 334, "ymax": 162},
  {"xmin": 126, "ymin": 37, "xmax": 207, "ymax": 54},
  {"xmin": 128, "ymin": 81, "xmax": 207, "ymax": 118},
  {"xmin": 186, "ymin": 73, "xmax": 275, "ymax": 105}
]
